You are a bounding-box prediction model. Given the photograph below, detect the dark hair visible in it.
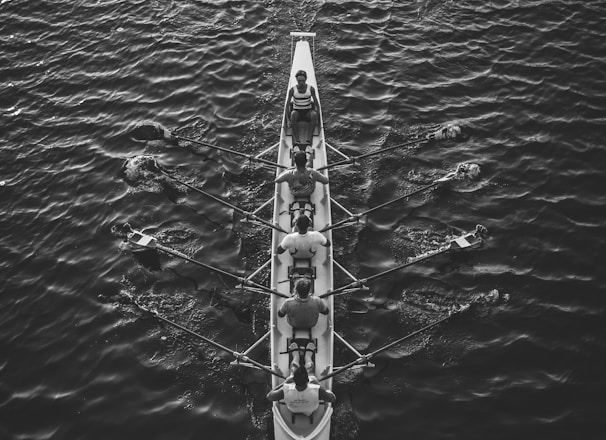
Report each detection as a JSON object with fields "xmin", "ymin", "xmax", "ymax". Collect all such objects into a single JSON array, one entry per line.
[
  {"xmin": 295, "ymin": 70, "xmax": 307, "ymax": 79},
  {"xmin": 295, "ymin": 278, "xmax": 312, "ymax": 297},
  {"xmin": 296, "ymin": 215, "xmax": 311, "ymax": 231},
  {"xmin": 293, "ymin": 366, "xmax": 309, "ymax": 387},
  {"xmin": 294, "ymin": 151, "xmax": 307, "ymax": 167}
]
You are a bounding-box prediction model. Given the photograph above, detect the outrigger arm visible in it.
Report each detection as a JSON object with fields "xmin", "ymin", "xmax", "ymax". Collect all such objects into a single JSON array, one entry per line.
[
  {"xmin": 124, "ymin": 226, "xmax": 289, "ymax": 299},
  {"xmin": 320, "ymin": 224, "xmax": 487, "ymax": 298}
]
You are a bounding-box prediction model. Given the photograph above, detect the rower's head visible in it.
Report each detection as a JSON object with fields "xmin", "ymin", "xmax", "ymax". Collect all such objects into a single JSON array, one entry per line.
[
  {"xmin": 296, "ymin": 214, "xmax": 311, "ymax": 232},
  {"xmin": 295, "ymin": 70, "xmax": 307, "ymax": 85},
  {"xmin": 295, "ymin": 278, "xmax": 312, "ymax": 299},
  {"xmin": 294, "ymin": 151, "xmax": 308, "ymax": 168},
  {"xmin": 293, "ymin": 366, "xmax": 309, "ymax": 388}
]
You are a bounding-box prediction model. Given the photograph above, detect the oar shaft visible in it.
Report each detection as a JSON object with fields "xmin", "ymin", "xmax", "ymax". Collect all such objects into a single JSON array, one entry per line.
[
  {"xmin": 368, "ymin": 312, "xmax": 454, "ymax": 358},
  {"xmin": 175, "ymin": 134, "xmax": 248, "ymax": 159},
  {"xmin": 133, "ymin": 300, "xmax": 284, "ymax": 378},
  {"xmin": 320, "ymin": 307, "xmax": 467, "ymax": 382},
  {"xmin": 159, "ymin": 169, "xmax": 286, "ymax": 233},
  {"xmin": 321, "ymin": 172, "xmax": 455, "ymax": 232},
  {"xmin": 360, "ymin": 181, "xmax": 441, "ymax": 216},
  {"xmin": 319, "ymin": 280, "xmax": 365, "ymax": 298},
  {"xmin": 320, "ymin": 216, "xmax": 357, "ymax": 232},
  {"xmin": 155, "ymin": 309, "xmax": 235, "ymax": 355},
  {"xmin": 317, "ymin": 157, "xmax": 354, "ymax": 171},
  {"xmin": 354, "ymin": 138, "xmax": 428, "ymax": 160},
  {"xmin": 160, "ymin": 245, "xmax": 243, "ymax": 281},
  {"xmin": 325, "ymin": 247, "xmax": 450, "ymax": 296},
  {"xmin": 175, "ymin": 135, "xmax": 285, "ymax": 168},
  {"xmin": 128, "ymin": 229, "xmax": 284, "ymax": 298},
  {"xmin": 319, "ymin": 138, "xmax": 429, "ymax": 171},
  {"xmin": 159, "ymin": 168, "xmax": 246, "ymax": 213},
  {"xmin": 364, "ymin": 247, "xmax": 450, "ymax": 283}
]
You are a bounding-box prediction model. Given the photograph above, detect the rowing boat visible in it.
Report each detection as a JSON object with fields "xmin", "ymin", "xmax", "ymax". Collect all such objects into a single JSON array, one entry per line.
[
  {"xmin": 270, "ymin": 32, "xmax": 334, "ymax": 440},
  {"xmin": 120, "ymin": 30, "xmax": 488, "ymax": 440}
]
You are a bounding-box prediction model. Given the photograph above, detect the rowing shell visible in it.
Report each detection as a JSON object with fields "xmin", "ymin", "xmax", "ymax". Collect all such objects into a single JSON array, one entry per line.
[
  {"xmin": 270, "ymin": 32, "xmax": 334, "ymax": 440},
  {"xmin": 121, "ymin": 30, "xmax": 488, "ymax": 440}
]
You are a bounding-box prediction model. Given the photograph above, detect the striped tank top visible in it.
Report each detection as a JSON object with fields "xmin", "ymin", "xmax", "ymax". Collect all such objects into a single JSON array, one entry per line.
[{"xmin": 292, "ymin": 84, "xmax": 312, "ymax": 110}]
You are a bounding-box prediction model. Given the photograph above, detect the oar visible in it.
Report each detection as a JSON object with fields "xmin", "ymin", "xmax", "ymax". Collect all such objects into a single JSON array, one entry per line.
[
  {"xmin": 124, "ymin": 293, "xmax": 286, "ymax": 379},
  {"xmin": 174, "ymin": 135, "xmax": 287, "ymax": 169},
  {"xmin": 319, "ymin": 225, "xmax": 487, "ymax": 299},
  {"xmin": 125, "ymin": 226, "xmax": 289, "ymax": 299},
  {"xmin": 151, "ymin": 162, "xmax": 287, "ymax": 234},
  {"xmin": 320, "ymin": 303, "xmax": 471, "ymax": 382},
  {"xmin": 318, "ymin": 124, "xmax": 467, "ymax": 171},
  {"xmin": 320, "ymin": 168, "xmax": 462, "ymax": 232},
  {"xmin": 318, "ymin": 138, "xmax": 428, "ymax": 171}
]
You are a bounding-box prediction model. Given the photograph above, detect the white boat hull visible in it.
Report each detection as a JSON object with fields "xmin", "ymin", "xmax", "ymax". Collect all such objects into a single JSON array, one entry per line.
[{"xmin": 270, "ymin": 33, "xmax": 334, "ymax": 440}]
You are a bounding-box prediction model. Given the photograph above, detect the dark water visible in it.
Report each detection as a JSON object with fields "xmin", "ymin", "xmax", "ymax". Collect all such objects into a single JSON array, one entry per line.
[{"xmin": 2, "ymin": 1, "xmax": 605, "ymax": 439}]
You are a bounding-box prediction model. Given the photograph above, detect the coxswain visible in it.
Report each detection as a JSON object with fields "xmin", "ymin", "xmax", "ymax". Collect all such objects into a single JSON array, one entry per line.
[{"xmin": 286, "ymin": 70, "xmax": 320, "ymax": 149}]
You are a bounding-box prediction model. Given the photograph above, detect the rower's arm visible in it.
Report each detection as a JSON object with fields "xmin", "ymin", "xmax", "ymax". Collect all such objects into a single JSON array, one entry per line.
[
  {"xmin": 311, "ymin": 169, "xmax": 329, "ymax": 184},
  {"xmin": 275, "ymin": 169, "xmax": 291, "ymax": 184},
  {"xmin": 278, "ymin": 301, "xmax": 288, "ymax": 317},
  {"xmin": 310, "ymin": 86, "xmax": 319, "ymax": 111},
  {"xmin": 286, "ymin": 88, "xmax": 294, "ymax": 119},
  {"xmin": 266, "ymin": 389, "xmax": 284, "ymax": 401},
  {"xmin": 319, "ymin": 387, "xmax": 336, "ymax": 403}
]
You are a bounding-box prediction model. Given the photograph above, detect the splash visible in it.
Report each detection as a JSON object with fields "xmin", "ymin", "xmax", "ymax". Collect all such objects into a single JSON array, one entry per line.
[
  {"xmin": 456, "ymin": 162, "xmax": 481, "ymax": 180},
  {"xmin": 471, "ymin": 288, "xmax": 508, "ymax": 304},
  {"xmin": 129, "ymin": 121, "xmax": 178, "ymax": 145},
  {"xmin": 121, "ymin": 155, "xmax": 185, "ymax": 198},
  {"xmin": 122, "ymin": 155, "xmax": 158, "ymax": 185}
]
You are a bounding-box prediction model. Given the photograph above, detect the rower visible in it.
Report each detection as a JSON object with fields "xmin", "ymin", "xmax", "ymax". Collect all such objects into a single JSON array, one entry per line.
[
  {"xmin": 286, "ymin": 69, "xmax": 320, "ymax": 149},
  {"xmin": 275, "ymin": 151, "xmax": 328, "ymax": 229},
  {"xmin": 276, "ymin": 215, "xmax": 331, "ymax": 260},
  {"xmin": 278, "ymin": 278, "xmax": 328, "ymax": 335},
  {"xmin": 266, "ymin": 354, "xmax": 336, "ymax": 418},
  {"xmin": 275, "ymin": 152, "xmax": 328, "ymax": 201}
]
